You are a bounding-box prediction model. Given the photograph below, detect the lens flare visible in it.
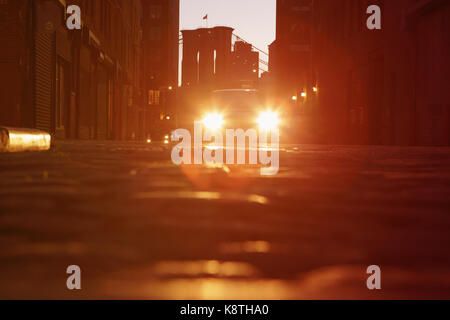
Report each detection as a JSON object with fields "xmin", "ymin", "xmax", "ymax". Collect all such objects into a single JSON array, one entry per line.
[
  {"xmin": 257, "ymin": 111, "xmax": 279, "ymax": 130},
  {"xmin": 202, "ymin": 113, "xmax": 224, "ymax": 130}
]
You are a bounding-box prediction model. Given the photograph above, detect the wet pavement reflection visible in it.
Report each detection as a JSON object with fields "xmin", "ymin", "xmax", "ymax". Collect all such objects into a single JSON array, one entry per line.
[{"xmin": 0, "ymin": 141, "xmax": 450, "ymax": 299}]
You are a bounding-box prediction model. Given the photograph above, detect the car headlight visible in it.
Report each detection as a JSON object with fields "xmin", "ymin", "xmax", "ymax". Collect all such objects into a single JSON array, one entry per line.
[
  {"xmin": 257, "ymin": 111, "xmax": 279, "ymax": 130},
  {"xmin": 202, "ymin": 113, "xmax": 224, "ymax": 130}
]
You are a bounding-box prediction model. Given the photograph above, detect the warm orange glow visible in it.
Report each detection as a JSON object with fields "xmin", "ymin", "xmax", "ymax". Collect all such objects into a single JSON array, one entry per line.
[
  {"xmin": 291, "ymin": 95, "xmax": 298, "ymax": 101},
  {"xmin": 134, "ymin": 190, "xmax": 269, "ymax": 205},
  {"xmin": 313, "ymin": 86, "xmax": 318, "ymax": 93},
  {"xmin": 202, "ymin": 113, "xmax": 224, "ymax": 130},
  {"xmin": 1, "ymin": 127, "xmax": 51, "ymax": 152},
  {"xmin": 257, "ymin": 111, "xmax": 280, "ymax": 130},
  {"xmin": 151, "ymin": 260, "xmax": 258, "ymax": 278},
  {"xmin": 220, "ymin": 241, "xmax": 271, "ymax": 254},
  {"xmin": 301, "ymin": 91, "xmax": 307, "ymax": 98}
]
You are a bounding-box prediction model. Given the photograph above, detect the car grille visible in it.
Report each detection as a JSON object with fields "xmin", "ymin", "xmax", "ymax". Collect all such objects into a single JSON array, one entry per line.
[{"xmin": 224, "ymin": 108, "xmax": 258, "ymax": 129}]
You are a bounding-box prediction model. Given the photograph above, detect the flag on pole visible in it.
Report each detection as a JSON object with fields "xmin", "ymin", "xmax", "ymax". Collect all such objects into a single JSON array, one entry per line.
[{"xmin": 203, "ymin": 14, "xmax": 208, "ymax": 20}]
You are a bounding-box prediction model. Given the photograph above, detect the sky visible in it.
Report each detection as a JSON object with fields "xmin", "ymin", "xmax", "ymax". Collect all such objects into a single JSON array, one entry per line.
[{"xmin": 179, "ymin": 0, "xmax": 276, "ymax": 84}]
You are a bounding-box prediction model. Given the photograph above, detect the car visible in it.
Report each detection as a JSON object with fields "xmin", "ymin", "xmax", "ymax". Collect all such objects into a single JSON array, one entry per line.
[
  {"xmin": 147, "ymin": 128, "xmax": 172, "ymax": 145},
  {"xmin": 200, "ymin": 89, "xmax": 281, "ymax": 132}
]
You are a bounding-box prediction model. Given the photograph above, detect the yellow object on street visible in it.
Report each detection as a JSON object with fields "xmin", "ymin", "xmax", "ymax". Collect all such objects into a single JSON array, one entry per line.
[{"xmin": 0, "ymin": 127, "xmax": 51, "ymax": 152}]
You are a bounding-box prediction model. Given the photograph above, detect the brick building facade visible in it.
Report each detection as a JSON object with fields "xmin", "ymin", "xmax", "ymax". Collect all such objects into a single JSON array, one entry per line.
[
  {"xmin": 270, "ymin": 0, "xmax": 450, "ymax": 145},
  {"xmin": 142, "ymin": 0, "xmax": 179, "ymax": 135},
  {"xmin": 0, "ymin": 0, "xmax": 180, "ymax": 141}
]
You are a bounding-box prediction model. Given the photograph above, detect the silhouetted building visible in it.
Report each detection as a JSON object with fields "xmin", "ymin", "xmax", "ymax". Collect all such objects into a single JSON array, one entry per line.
[
  {"xmin": 76, "ymin": 0, "xmax": 144, "ymax": 140},
  {"xmin": 181, "ymin": 27, "xmax": 259, "ymax": 89},
  {"xmin": 181, "ymin": 26, "xmax": 234, "ymax": 89},
  {"xmin": 180, "ymin": 26, "xmax": 263, "ymax": 123},
  {"xmin": 0, "ymin": 0, "xmax": 146, "ymax": 140},
  {"xmin": 213, "ymin": 26, "xmax": 235, "ymax": 88},
  {"xmin": 180, "ymin": 26, "xmax": 234, "ymax": 124},
  {"xmin": 271, "ymin": 0, "xmax": 450, "ymax": 145},
  {"xmin": 231, "ymin": 41, "xmax": 259, "ymax": 88},
  {"xmin": 270, "ymin": 0, "xmax": 313, "ymax": 110},
  {"xmin": 142, "ymin": 0, "xmax": 179, "ymax": 133}
]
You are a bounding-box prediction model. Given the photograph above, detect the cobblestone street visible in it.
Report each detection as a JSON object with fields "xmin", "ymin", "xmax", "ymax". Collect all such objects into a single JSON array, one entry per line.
[{"xmin": 1, "ymin": 141, "xmax": 450, "ymax": 299}]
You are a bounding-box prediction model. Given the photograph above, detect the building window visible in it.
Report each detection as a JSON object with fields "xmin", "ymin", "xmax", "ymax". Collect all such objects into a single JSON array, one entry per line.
[
  {"xmin": 149, "ymin": 5, "xmax": 162, "ymax": 20},
  {"xmin": 148, "ymin": 90, "xmax": 160, "ymax": 105}
]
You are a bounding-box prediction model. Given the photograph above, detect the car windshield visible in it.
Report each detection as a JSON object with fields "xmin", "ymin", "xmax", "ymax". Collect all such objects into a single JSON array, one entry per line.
[{"xmin": 212, "ymin": 90, "xmax": 260, "ymax": 109}]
